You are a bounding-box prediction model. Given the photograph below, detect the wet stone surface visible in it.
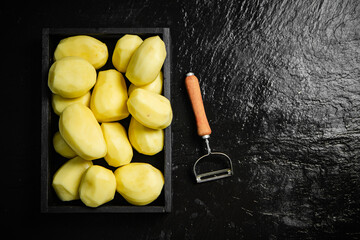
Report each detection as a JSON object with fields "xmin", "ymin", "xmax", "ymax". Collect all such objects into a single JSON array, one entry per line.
[
  {"xmin": 172, "ymin": 0, "xmax": 360, "ymax": 238},
  {"xmin": 9, "ymin": 0, "xmax": 360, "ymax": 238}
]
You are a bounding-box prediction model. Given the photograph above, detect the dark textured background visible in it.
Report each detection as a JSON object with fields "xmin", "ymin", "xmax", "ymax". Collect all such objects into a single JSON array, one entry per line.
[{"xmin": 4, "ymin": 0, "xmax": 360, "ymax": 239}]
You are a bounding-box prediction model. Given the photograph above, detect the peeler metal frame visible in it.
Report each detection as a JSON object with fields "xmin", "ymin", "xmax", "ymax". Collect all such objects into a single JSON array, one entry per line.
[{"xmin": 193, "ymin": 135, "xmax": 233, "ymax": 183}]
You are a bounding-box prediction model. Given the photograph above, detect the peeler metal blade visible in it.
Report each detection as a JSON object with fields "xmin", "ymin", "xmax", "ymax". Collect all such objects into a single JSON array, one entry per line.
[{"xmin": 195, "ymin": 168, "xmax": 233, "ymax": 183}]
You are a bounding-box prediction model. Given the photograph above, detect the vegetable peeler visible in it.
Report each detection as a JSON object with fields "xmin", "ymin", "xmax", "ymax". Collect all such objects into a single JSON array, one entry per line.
[{"xmin": 185, "ymin": 72, "xmax": 234, "ymax": 183}]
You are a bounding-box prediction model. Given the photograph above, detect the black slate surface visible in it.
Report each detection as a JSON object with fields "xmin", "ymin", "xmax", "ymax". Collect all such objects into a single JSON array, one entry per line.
[{"xmin": 5, "ymin": 0, "xmax": 360, "ymax": 239}]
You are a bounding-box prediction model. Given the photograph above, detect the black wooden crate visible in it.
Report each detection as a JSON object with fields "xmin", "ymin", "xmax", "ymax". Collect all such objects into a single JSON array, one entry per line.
[{"xmin": 41, "ymin": 28, "xmax": 172, "ymax": 213}]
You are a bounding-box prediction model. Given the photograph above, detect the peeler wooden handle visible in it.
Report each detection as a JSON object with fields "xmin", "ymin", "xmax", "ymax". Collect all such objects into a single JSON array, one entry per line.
[{"xmin": 185, "ymin": 72, "xmax": 212, "ymax": 137}]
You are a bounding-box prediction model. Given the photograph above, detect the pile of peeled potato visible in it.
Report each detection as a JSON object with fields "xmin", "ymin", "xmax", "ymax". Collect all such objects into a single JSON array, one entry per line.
[{"xmin": 48, "ymin": 34, "xmax": 172, "ymax": 208}]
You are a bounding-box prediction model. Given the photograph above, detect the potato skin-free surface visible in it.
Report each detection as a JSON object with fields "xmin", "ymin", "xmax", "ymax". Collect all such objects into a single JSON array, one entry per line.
[
  {"xmin": 128, "ymin": 117, "xmax": 164, "ymax": 155},
  {"xmin": 48, "ymin": 56, "xmax": 96, "ymax": 98},
  {"xmin": 101, "ymin": 122, "xmax": 133, "ymax": 167},
  {"xmin": 112, "ymin": 34, "xmax": 143, "ymax": 73},
  {"xmin": 52, "ymin": 91, "xmax": 91, "ymax": 116},
  {"xmin": 53, "ymin": 131, "xmax": 77, "ymax": 158},
  {"xmin": 128, "ymin": 71, "xmax": 163, "ymax": 96},
  {"xmin": 54, "ymin": 35, "xmax": 108, "ymax": 69},
  {"xmin": 79, "ymin": 165, "xmax": 116, "ymax": 208},
  {"xmin": 114, "ymin": 163, "xmax": 164, "ymax": 206},
  {"xmin": 127, "ymin": 88, "xmax": 172, "ymax": 129},
  {"xmin": 126, "ymin": 36, "xmax": 166, "ymax": 86},
  {"xmin": 52, "ymin": 156, "xmax": 93, "ymax": 201},
  {"xmin": 90, "ymin": 69, "xmax": 129, "ymax": 122},
  {"xmin": 59, "ymin": 103, "xmax": 107, "ymax": 160}
]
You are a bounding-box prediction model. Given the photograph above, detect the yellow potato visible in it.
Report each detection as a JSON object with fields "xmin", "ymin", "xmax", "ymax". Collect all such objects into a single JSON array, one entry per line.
[
  {"xmin": 48, "ymin": 56, "xmax": 96, "ymax": 98},
  {"xmin": 128, "ymin": 71, "xmax": 163, "ymax": 96},
  {"xmin": 101, "ymin": 122, "xmax": 133, "ymax": 167},
  {"xmin": 54, "ymin": 35, "xmax": 108, "ymax": 69},
  {"xmin": 128, "ymin": 117, "xmax": 164, "ymax": 155},
  {"xmin": 126, "ymin": 36, "xmax": 166, "ymax": 86},
  {"xmin": 112, "ymin": 34, "xmax": 143, "ymax": 73},
  {"xmin": 90, "ymin": 69, "xmax": 129, "ymax": 122},
  {"xmin": 127, "ymin": 88, "xmax": 172, "ymax": 129},
  {"xmin": 52, "ymin": 91, "xmax": 91, "ymax": 115},
  {"xmin": 114, "ymin": 163, "xmax": 164, "ymax": 206},
  {"xmin": 53, "ymin": 131, "xmax": 77, "ymax": 158},
  {"xmin": 52, "ymin": 156, "xmax": 93, "ymax": 201},
  {"xmin": 59, "ymin": 103, "xmax": 107, "ymax": 160},
  {"xmin": 79, "ymin": 165, "xmax": 116, "ymax": 208}
]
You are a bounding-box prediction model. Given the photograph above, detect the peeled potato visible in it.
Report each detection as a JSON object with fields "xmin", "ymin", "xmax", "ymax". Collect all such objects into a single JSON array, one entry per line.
[
  {"xmin": 101, "ymin": 122, "xmax": 133, "ymax": 167},
  {"xmin": 90, "ymin": 69, "xmax": 129, "ymax": 122},
  {"xmin": 126, "ymin": 36, "xmax": 166, "ymax": 86},
  {"xmin": 52, "ymin": 92, "xmax": 91, "ymax": 115},
  {"xmin": 114, "ymin": 163, "xmax": 164, "ymax": 206},
  {"xmin": 112, "ymin": 34, "xmax": 143, "ymax": 73},
  {"xmin": 79, "ymin": 165, "xmax": 116, "ymax": 208},
  {"xmin": 53, "ymin": 131, "xmax": 77, "ymax": 158},
  {"xmin": 48, "ymin": 56, "xmax": 96, "ymax": 98},
  {"xmin": 127, "ymin": 88, "xmax": 172, "ymax": 129},
  {"xmin": 128, "ymin": 71, "xmax": 163, "ymax": 96},
  {"xmin": 59, "ymin": 103, "xmax": 107, "ymax": 160},
  {"xmin": 54, "ymin": 35, "xmax": 108, "ymax": 69},
  {"xmin": 52, "ymin": 156, "xmax": 93, "ymax": 201},
  {"xmin": 128, "ymin": 117, "xmax": 164, "ymax": 155}
]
